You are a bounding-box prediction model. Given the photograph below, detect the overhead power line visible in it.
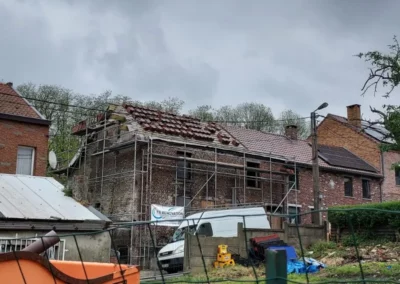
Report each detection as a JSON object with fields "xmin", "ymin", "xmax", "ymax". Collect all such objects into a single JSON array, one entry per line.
[{"xmin": 0, "ymin": 93, "xmax": 312, "ymax": 123}]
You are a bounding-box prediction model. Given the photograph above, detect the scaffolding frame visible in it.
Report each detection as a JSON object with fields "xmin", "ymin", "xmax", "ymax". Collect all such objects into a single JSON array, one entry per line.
[{"xmin": 53, "ymin": 113, "xmax": 299, "ymax": 268}]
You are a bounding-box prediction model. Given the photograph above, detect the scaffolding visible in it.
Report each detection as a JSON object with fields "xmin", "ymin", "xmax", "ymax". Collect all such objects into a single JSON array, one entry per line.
[{"xmin": 52, "ymin": 111, "xmax": 299, "ymax": 269}]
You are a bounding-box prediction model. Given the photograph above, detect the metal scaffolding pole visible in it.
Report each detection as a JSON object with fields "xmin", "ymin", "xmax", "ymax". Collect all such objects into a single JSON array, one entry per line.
[
  {"xmin": 214, "ymin": 148, "xmax": 217, "ymax": 205},
  {"xmin": 269, "ymin": 153, "xmax": 272, "ymax": 214},
  {"xmin": 100, "ymin": 112, "xmax": 107, "ymax": 197},
  {"xmin": 140, "ymin": 148, "xmax": 145, "ymax": 266},
  {"xmin": 243, "ymin": 152, "xmax": 246, "ymax": 204},
  {"xmin": 129, "ymin": 136, "xmax": 137, "ymax": 265},
  {"xmin": 184, "ymin": 143, "xmax": 187, "ymax": 213}
]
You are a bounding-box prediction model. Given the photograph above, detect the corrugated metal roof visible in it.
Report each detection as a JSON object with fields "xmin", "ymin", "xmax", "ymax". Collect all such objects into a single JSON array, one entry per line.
[{"xmin": 0, "ymin": 174, "xmax": 103, "ymax": 221}]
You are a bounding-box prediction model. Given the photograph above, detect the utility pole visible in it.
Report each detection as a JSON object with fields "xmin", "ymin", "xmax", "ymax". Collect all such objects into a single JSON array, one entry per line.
[{"xmin": 311, "ymin": 102, "xmax": 328, "ymax": 226}]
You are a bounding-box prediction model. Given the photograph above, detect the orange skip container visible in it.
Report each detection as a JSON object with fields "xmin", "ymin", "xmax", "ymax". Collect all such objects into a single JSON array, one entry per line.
[{"xmin": 0, "ymin": 251, "xmax": 140, "ymax": 284}]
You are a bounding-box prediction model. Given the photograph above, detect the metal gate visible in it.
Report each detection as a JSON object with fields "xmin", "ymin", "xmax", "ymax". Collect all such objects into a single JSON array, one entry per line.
[{"xmin": 0, "ymin": 236, "xmax": 66, "ymax": 260}]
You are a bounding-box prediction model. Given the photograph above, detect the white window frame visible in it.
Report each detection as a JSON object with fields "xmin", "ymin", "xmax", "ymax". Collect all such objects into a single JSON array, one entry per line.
[{"xmin": 16, "ymin": 146, "xmax": 35, "ymax": 175}]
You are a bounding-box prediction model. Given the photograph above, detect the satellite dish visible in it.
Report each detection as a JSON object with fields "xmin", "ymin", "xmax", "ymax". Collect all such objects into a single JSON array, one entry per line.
[{"xmin": 49, "ymin": 150, "xmax": 58, "ymax": 169}]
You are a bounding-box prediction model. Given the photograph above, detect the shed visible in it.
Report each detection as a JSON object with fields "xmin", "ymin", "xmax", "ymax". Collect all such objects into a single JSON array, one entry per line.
[{"xmin": 0, "ymin": 174, "xmax": 112, "ymax": 262}]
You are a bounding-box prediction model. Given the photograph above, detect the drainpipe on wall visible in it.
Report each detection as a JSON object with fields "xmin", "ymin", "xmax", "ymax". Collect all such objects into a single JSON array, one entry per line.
[{"xmin": 380, "ymin": 149, "xmax": 385, "ymax": 203}]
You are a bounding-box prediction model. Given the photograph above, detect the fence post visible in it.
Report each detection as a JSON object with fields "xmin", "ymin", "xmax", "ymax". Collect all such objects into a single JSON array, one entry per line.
[{"xmin": 265, "ymin": 249, "xmax": 287, "ymax": 284}]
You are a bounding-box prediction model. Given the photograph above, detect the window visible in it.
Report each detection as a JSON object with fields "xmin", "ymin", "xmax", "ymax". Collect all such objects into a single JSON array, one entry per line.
[
  {"xmin": 344, "ymin": 176, "xmax": 353, "ymax": 197},
  {"xmin": 289, "ymin": 172, "xmax": 299, "ymax": 190},
  {"xmin": 396, "ymin": 168, "xmax": 400, "ymax": 186},
  {"xmin": 362, "ymin": 179, "xmax": 371, "ymax": 199},
  {"xmin": 197, "ymin": 222, "xmax": 213, "ymax": 237},
  {"xmin": 288, "ymin": 206, "xmax": 301, "ymax": 224},
  {"xmin": 176, "ymin": 196, "xmax": 191, "ymax": 208},
  {"xmin": 246, "ymin": 161, "xmax": 260, "ymax": 188},
  {"xmin": 16, "ymin": 146, "xmax": 35, "ymax": 175},
  {"xmin": 176, "ymin": 151, "xmax": 192, "ymax": 180}
]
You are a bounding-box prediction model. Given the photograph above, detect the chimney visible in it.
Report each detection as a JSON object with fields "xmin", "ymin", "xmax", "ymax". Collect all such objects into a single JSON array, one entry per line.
[
  {"xmin": 6, "ymin": 82, "xmax": 13, "ymax": 88},
  {"xmin": 285, "ymin": 125, "xmax": 298, "ymax": 140},
  {"xmin": 347, "ymin": 104, "xmax": 361, "ymax": 128}
]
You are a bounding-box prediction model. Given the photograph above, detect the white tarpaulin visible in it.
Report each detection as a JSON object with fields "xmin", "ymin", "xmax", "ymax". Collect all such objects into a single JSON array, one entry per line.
[{"xmin": 150, "ymin": 204, "xmax": 184, "ymax": 226}]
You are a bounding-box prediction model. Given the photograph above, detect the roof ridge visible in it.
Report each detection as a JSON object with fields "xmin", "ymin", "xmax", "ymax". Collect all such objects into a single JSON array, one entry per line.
[{"xmin": 223, "ymin": 124, "xmax": 310, "ymax": 143}]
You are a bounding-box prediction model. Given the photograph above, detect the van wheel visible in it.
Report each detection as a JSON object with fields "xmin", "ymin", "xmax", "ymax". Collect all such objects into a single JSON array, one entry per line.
[{"xmin": 165, "ymin": 268, "xmax": 179, "ymax": 274}]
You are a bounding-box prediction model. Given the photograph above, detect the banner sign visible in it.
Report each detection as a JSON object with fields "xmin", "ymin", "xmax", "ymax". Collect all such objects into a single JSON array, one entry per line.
[{"xmin": 150, "ymin": 204, "xmax": 184, "ymax": 227}]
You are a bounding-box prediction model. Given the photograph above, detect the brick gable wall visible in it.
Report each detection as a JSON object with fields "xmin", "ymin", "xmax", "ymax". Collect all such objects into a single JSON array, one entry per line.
[
  {"xmin": 316, "ymin": 117, "xmax": 381, "ymax": 171},
  {"xmin": 0, "ymin": 119, "xmax": 49, "ymax": 176}
]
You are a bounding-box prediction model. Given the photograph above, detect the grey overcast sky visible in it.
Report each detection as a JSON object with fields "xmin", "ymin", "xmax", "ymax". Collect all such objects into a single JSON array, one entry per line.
[{"xmin": 0, "ymin": 0, "xmax": 399, "ymax": 121}]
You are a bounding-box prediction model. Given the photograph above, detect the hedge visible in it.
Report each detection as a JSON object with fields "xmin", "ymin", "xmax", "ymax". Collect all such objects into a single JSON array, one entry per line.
[{"xmin": 328, "ymin": 201, "xmax": 400, "ymax": 230}]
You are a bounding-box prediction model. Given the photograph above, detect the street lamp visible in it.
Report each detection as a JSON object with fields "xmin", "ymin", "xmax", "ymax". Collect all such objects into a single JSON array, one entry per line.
[{"xmin": 311, "ymin": 102, "xmax": 328, "ymax": 225}]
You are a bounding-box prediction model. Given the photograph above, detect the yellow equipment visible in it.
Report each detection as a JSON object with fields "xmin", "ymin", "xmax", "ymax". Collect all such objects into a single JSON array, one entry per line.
[{"xmin": 213, "ymin": 244, "xmax": 235, "ymax": 268}]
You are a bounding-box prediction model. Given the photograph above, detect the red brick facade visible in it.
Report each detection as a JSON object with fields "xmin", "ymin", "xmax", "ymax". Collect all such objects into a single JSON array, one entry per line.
[
  {"xmin": 286, "ymin": 168, "xmax": 380, "ymax": 224},
  {"xmin": 317, "ymin": 108, "xmax": 400, "ymax": 201},
  {"xmin": 317, "ymin": 117, "xmax": 381, "ymax": 171},
  {"xmin": 0, "ymin": 119, "xmax": 49, "ymax": 176},
  {"xmin": 382, "ymin": 151, "xmax": 400, "ymax": 200}
]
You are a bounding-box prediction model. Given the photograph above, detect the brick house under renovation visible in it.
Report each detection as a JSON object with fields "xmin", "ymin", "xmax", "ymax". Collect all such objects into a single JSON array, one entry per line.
[
  {"xmin": 317, "ymin": 104, "xmax": 400, "ymax": 201},
  {"xmin": 58, "ymin": 103, "xmax": 382, "ymax": 266}
]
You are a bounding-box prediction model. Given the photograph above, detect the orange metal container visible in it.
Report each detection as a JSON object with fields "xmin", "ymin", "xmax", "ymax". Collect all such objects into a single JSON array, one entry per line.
[{"xmin": 0, "ymin": 251, "xmax": 140, "ymax": 283}]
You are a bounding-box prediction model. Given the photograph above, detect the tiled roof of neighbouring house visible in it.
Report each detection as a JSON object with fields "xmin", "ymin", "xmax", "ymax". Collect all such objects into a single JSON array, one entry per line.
[
  {"xmin": 222, "ymin": 125, "xmax": 380, "ymax": 176},
  {"xmin": 0, "ymin": 83, "xmax": 44, "ymax": 120}
]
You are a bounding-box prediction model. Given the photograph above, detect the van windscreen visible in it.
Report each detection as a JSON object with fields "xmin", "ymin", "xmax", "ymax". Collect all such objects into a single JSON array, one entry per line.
[{"xmin": 171, "ymin": 225, "xmax": 197, "ymax": 243}]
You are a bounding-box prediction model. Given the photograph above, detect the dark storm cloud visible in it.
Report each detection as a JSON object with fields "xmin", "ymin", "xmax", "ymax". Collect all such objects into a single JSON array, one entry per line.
[{"xmin": 0, "ymin": 0, "xmax": 399, "ymax": 119}]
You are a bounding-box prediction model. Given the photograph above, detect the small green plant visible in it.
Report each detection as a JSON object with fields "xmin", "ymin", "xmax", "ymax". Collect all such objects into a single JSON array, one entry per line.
[
  {"xmin": 309, "ymin": 241, "xmax": 337, "ymax": 257},
  {"xmin": 63, "ymin": 187, "xmax": 73, "ymax": 197}
]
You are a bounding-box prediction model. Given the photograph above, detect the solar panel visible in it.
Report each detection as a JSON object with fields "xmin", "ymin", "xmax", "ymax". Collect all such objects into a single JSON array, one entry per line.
[{"xmin": 318, "ymin": 145, "xmax": 377, "ymax": 173}]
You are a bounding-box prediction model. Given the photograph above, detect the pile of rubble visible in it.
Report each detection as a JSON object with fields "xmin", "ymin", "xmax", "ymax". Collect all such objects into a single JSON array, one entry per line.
[{"xmin": 315, "ymin": 244, "xmax": 400, "ymax": 266}]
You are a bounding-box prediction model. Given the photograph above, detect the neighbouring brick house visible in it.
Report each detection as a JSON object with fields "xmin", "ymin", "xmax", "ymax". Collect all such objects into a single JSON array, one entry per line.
[
  {"xmin": 316, "ymin": 104, "xmax": 400, "ymax": 201},
  {"xmin": 0, "ymin": 82, "xmax": 50, "ymax": 176},
  {"xmin": 62, "ymin": 103, "xmax": 382, "ymax": 266}
]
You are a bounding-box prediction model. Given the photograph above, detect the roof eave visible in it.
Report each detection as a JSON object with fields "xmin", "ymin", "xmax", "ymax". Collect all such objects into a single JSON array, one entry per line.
[{"xmin": 0, "ymin": 113, "xmax": 51, "ymax": 126}]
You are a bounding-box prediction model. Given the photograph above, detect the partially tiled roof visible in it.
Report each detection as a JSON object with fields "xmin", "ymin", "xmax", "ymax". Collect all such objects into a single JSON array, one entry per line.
[
  {"xmin": 116, "ymin": 104, "xmax": 241, "ymax": 147},
  {"xmin": 223, "ymin": 125, "xmax": 380, "ymax": 176},
  {"xmin": 0, "ymin": 83, "xmax": 42, "ymax": 119}
]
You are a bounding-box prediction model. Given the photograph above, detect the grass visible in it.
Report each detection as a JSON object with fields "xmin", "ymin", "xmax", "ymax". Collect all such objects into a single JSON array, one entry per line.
[{"xmin": 142, "ymin": 262, "xmax": 400, "ymax": 284}]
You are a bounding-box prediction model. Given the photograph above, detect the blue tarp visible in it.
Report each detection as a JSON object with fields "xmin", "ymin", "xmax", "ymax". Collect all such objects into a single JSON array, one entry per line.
[
  {"xmin": 267, "ymin": 246, "xmax": 326, "ymax": 274},
  {"xmin": 287, "ymin": 257, "xmax": 326, "ymax": 274},
  {"xmin": 267, "ymin": 246, "xmax": 297, "ymax": 260}
]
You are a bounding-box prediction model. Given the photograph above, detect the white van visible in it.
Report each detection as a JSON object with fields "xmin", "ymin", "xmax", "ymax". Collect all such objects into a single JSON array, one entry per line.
[{"xmin": 157, "ymin": 207, "xmax": 270, "ymax": 273}]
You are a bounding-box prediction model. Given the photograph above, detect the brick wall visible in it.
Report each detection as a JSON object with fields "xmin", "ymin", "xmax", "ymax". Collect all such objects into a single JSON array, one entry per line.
[
  {"xmin": 317, "ymin": 117, "xmax": 381, "ymax": 171},
  {"xmin": 317, "ymin": 116, "xmax": 400, "ymax": 202},
  {"xmin": 284, "ymin": 167, "xmax": 381, "ymax": 224},
  {"xmin": 382, "ymin": 151, "xmax": 400, "ymax": 201},
  {"xmin": 0, "ymin": 119, "xmax": 49, "ymax": 176}
]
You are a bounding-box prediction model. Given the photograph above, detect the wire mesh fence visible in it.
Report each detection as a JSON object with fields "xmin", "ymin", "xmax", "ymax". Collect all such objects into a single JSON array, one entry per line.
[{"xmin": 2, "ymin": 208, "xmax": 400, "ymax": 283}]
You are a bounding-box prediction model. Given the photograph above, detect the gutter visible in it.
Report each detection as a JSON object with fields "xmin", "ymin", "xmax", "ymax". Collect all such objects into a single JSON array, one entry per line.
[{"xmin": 0, "ymin": 113, "xmax": 51, "ymax": 126}]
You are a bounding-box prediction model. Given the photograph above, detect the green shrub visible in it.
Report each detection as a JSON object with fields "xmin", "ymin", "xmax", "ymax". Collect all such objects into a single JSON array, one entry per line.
[{"xmin": 328, "ymin": 201, "xmax": 400, "ymax": 230}]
